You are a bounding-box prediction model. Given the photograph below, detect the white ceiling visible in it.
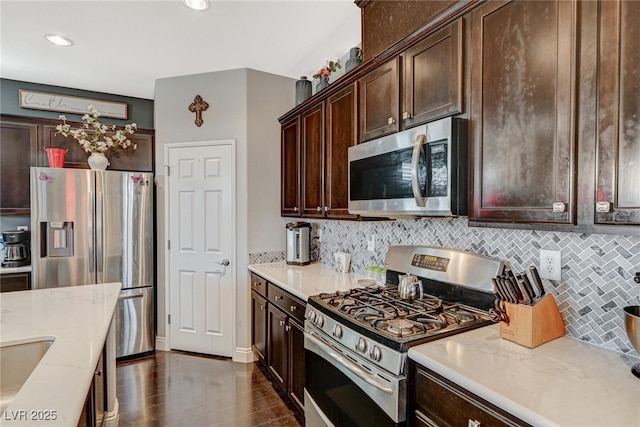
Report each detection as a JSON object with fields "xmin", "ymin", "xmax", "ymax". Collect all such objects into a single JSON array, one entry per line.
[{"xmin": 0, "ymin": 0, "xmax": 361, "ymax": 99}]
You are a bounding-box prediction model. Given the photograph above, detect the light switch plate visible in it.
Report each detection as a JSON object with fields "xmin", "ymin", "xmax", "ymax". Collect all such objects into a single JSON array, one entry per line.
[{"xmin": 367, "ymin": 235, "xmax": 375, "ymax": 252}]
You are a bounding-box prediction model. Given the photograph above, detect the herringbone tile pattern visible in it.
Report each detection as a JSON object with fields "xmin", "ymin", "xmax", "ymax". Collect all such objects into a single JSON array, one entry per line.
[{"xmin": 315, "ymin": 217, "xmax": 640, "ymax": 355}]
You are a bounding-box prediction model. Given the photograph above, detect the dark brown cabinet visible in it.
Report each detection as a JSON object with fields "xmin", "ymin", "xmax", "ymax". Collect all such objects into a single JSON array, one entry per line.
[
  {"xmin": 403, "ymin": 18, "xmax": 463, "ymax": 128},
  {"xmin": 358, "ymin": 19, "xmax": 463, "ymax": 143},
  {"xmin": 301, "ymin": 102, "xmax": 325, "ymax": 217},
  {"xmin": 282, "ymin": 85, "xmax": 358, "ymax": 219},
  {"xmin": 251, "ymin": 290, "xmax": 268, "ymax": 363},
  {"xmin": 359, "ymin": 57, "xmax": 401, "ymax": 142},
  {"xmin": 595, "ymin": 0, "xmax": 640, "ymax": 224},
  {"xmin": 281, "ymin": 117, "xmax": 300, "ymax": 216},
  {"xmin": 0, "ymin": 272, "xmax": 31, "ymax": 292},
  {"xmin": 324, "ymin": 84, "xmax": 359, "ymax": 219},
  {"xmin": 267, "ymin": 303, "xmax": 288, "ymax": 390},
  {"xmin": 43, "ymin": 125, "xmax": 154, "ymax": 172},
  {"xmin": 469, "ymin": 0, "xmax": 576, "ymax": 224},
  {"xmin": 409, "ymin": 361, "xmax": 530, "ymax": 427},
  {"xmin": 251, "ymin": 271, "xmax": 306, "ymax": 415},
  {"xmin": 0, "ymin": 121, "xmax": 39, "ymax": 215}
]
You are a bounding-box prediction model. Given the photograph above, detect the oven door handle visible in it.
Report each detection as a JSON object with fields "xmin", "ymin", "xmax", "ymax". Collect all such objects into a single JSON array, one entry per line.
[
  {"xmin": 305, "ymin": 332, "xmax": 394, "ymax": 395},
  {"xmin": 411, "ymin": 133, "xmax": 427, "ymax": 207}
]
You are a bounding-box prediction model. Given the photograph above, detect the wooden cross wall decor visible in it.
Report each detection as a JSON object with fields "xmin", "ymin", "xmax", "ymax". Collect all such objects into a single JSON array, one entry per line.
[{"xmin": 188, "ymin": 95, "xmax": 209, "ymax": 127}]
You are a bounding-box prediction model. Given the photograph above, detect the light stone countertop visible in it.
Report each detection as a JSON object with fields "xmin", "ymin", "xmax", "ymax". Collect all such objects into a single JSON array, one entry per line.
[
  {"xmin": 0, "ymin": 265, "xmax": 32, "ymax": 275},
  {"xmin": 408, "ymin": 324, "xmax": 640, "ymax": 427},
  {"xmin": 0, "ymin": 283, "xmax": 121, "ymax": 426},
  {"xmin": 248, "ymin": 262, "xmax": 371, "ymax": 301}
]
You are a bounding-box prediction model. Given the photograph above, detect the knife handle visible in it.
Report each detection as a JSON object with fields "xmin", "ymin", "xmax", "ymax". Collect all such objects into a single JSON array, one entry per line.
[
  {"xmin": 501, "ymin": 277, "xmax": 519, "ymax": 304},
  {"xmin": 529, "ymin": 265, "xmax": 546, "ymax": 297},
  {"xmin": 520, "ymin": 272, "xmax": 537, "ymax": 300},
  {"xmin": 516, "ymin": 274, "xmax": 534, "ymax": 305},
  {"xmin": 505, "ymin": 274, "xmax": 523, "ymax": 302}
]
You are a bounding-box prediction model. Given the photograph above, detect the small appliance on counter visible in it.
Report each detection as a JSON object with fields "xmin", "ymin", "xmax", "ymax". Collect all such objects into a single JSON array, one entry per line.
[
  {"xmin": 1, "ymin": 230, "xmax": 31, "ymax": 267},
  {"xmin": 286, "ymin": 222, "xmax": 311, "ymax": 265}
]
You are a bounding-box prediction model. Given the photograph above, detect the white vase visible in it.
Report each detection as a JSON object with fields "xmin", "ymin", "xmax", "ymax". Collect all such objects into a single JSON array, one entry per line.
[{"xmin": 88, "ymin": 152, "xmax": 109, "ymax": 171}]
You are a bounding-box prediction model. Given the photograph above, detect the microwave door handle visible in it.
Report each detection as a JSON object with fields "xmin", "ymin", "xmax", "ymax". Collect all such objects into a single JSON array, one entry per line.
[{"xmin": 411, "ymin": 134, "xmax": 427, "ymax": 207}]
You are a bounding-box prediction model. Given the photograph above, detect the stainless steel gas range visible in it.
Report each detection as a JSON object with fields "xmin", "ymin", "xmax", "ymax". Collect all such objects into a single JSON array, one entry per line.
[{"xmin": 303, "ymin": 246, "xmax": 504, "ymax": 427}]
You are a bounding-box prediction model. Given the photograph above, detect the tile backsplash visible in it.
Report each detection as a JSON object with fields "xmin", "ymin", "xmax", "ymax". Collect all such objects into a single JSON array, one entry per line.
[{"xmin": 312, "ymin": 217, "xmax": 640, "ymax": 355}]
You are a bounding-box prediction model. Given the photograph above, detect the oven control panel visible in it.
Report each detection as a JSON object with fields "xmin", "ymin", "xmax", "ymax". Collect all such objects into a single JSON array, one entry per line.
[{"xmin": 411, "ymin": 254, "xmax": 450, "ymax": 272}]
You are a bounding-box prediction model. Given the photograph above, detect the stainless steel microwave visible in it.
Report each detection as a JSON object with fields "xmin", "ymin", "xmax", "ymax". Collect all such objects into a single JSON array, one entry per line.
[{"xmin": 348, "ymin": 117, "xmax": 468, "ymax": 217}]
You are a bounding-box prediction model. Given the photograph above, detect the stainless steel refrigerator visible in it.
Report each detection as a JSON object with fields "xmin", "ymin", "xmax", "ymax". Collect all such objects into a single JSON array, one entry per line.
[{"xmin": 31, "ymin": 167, "xmax": 154, "ymax": 359}]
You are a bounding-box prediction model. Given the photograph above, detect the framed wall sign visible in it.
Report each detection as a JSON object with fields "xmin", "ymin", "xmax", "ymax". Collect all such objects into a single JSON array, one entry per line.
[{"xmin": 18, "ymin": 89, "xmax": 128, "ymax": 119}]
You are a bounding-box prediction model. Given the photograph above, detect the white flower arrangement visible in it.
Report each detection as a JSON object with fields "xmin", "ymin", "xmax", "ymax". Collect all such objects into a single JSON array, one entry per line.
[{"xmin": 56, "ymin": 105, "xmax": 137, "ymax": 154}]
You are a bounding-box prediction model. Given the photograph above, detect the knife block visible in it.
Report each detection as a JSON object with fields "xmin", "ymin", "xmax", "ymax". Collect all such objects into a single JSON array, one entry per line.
[{"xmin": 499, "ymin": 294, "xmax": 565, "ymax": 348}]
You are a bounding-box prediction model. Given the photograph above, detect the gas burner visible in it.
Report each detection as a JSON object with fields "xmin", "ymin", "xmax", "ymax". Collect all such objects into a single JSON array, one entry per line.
[{"xmin": 372, "ymin": 318, "xmax": 427, "ymax": 338}]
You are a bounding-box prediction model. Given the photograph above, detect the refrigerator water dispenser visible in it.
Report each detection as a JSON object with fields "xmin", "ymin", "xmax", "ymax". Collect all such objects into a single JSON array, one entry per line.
[{"xmin": 40, "ymin": 221, "xmax": 74, "ymax": 257}]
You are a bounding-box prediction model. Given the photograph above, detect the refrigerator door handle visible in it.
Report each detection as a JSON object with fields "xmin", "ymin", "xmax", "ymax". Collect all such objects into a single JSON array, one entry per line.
[
  {"xmin": 88, "ymin": 192, "xmax": 96, "ymax": 273},
  {"xmin": 96, "ymin": 191, "xmax": 104, "ymax": 277}
]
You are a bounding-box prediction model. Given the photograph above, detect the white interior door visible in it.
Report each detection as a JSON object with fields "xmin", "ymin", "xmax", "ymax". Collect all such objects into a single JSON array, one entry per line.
[{"xmin": 167, "ymin": 141, "xmax": 235, "ymax": 357}]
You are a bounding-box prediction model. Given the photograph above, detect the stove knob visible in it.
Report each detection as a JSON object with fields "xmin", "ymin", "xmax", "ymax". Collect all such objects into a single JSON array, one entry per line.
[
  {"xmin": 356, "ymin": 337, "xmax": 367, "ymax": 353},
  {"xmin": 307, "ymin": 310, "xmax": 316, "ymax": 323},
  {"xmin": 332, "ymin": 325, "xmax": 343, "ymax": 338},
  {"xmin": 369, "ymin": 345, "xmax": 382, "ymax": 362},
  {"xmin": 314, "ymin": 314, "xmax": 324, "ymax": 328}
]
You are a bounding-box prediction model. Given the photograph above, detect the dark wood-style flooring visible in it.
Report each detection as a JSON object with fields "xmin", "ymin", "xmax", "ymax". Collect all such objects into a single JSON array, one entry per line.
[{"xmin": 116, "ymin": 351, "xmax": 303, "ymax": 427}]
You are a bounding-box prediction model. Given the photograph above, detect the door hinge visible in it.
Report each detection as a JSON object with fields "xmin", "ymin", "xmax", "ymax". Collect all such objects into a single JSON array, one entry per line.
[
  {"xmin": 167, "ymin": 240, "xmax": 171, "ymax": 250},
  {"xmin": 168, "ymin": 314, "xmax": 171, "ymax": 324},
  {"xmin": 165, "ymin": 165, "xmax": 170, "ymax": 176}
]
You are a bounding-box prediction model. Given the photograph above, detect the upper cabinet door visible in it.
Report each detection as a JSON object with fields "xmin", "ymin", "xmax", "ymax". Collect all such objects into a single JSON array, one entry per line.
[
  {"xmin": 325, "ymin": 84, "xmax": 358, "ymax": 219},
  {"xmin": 281, "ymin": 117, "xmax": 300, "ymax": 216},
  {"xmin": 0, "ymin": 121, "xmax": 39, "ymax": 215},
  {"xmin": 359, "ymin": 57, "xmax": 400, "ymax": 142},
  {"xmin": 469, "ymin": 0, "xmax": 577, "ymax": 224},
  {"xmin": 300, "ymin": 103, "xmax": 325, "ymax": 217},
  {"xmin": 403, "ymin": 18, "xmax": 463, "ymax": 128},
  {"xmin": 596, "ymin": 0, "xmax": 640, "ymax": 225}
]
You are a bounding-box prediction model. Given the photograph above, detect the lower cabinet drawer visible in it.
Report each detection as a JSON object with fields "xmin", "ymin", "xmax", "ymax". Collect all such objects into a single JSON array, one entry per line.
[
  {"xmin": 411, "ymin": 362, "xmax": 530, "ymax": 427},
  {"xmin": 268, "ymin": 283, "xmax": 306, "ymax": 324},
  {"xmin": 0, "ymin": 272, "xmax": 31, "ymax": 292}
]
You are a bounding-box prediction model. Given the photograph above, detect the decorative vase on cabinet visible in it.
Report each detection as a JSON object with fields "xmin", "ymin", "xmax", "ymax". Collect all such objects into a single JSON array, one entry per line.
[
  {"xmin": 88, "ymin": 153, "xmax": 109, "ymax": 171},
  {"xmin": 295, "ymin": 76, "xmax": 312, "ymax": 105},
  {"xmin": 345, "ymin": 47, "xmax": 362, "ymax": 72},
  {"xmin": 316, "ymin": 74, "xmax": 329, "ymax": 92}
]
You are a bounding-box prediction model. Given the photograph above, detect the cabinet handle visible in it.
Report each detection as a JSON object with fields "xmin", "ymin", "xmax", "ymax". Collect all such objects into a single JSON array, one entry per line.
[
  {"xmin": 293, "ymin": 207, "xmax": 298, "ymax": 212},
  {"xmin": 253, "ymin": 281, "xmax": 261, "ymax": 287},
  {"xmin": 290, "ymin": 305, "xmax": 298, "ymax": 311},
  {"xmin": 275, "ymin": 295, "xmax": 283, "ymax": 301},
  {"xmin": 552, "ymin": 202, "xmax": 565, "ymax": 212},
  {"xmin": 468, "ymin": 419, "xmax": 481, "ymax": 427},
  {"xmin": 260, "ymin": 305, "xmax": 265, "ymax": 310},
  {"xmin": 387, "ymin": 117, "xmax": 396, "ymax": 125},
  {"xmin": 596, "ymin": 201, "xmax": 611, "ymax": 213},
  {"xmin": 285, "ymin": 325, "xmax": 291, "ymax": 332},
  {"xmin": 279, "ymin": 320, "xmax": 285, "ymax": 327},
  {"xmin": 402, "ymin": 111, "xmax": 411, "ymax": 120},
  {"xmin": 324, "ymin": 206, "xmax": 329, "ymax": 212},
  {"xmin": 95, "ymin": 369, "xmax": 103, "ymax": 377},
  {"xmin": 316, "ymin": 206, "xmax": 322, "ymax": 212}
]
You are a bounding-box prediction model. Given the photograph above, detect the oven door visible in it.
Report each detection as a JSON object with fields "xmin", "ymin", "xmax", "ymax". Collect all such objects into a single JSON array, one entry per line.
[{"xmin": 304, "ymin": 329, "xmax": 406, "ymax": 427}]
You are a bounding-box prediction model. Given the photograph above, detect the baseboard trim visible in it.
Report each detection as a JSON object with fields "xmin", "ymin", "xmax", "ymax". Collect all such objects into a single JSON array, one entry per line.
[
  {"xmin": 233, "ymin": 346, "xmax": 256, "ymax": 363},
  {"xmin": 155, "ymin": 336, "xmax": 170, "ymax": 352}
]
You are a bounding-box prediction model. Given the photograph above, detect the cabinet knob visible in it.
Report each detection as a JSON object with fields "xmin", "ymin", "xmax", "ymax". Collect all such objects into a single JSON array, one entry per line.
[
  {"xmin": 596, "ymin": 201, "xmax": 611, "ymax": 213},
  {"xmin": 260, "ymin": 305, "xmax": 265, "ymax": 310},
  {"xmin": 285, "ymin": 325, "xmax": 291, "ymax": 332},
  {"xmin": 316, "ymin": 206, "xmax": 322, "ymax": 212},
  {"xmin": 324, "ymin": 206, "xmax": 329, "ymax": 212},
  {"xmin": 552, "ymin": 202, "xmax": 565, "ymax": 213},
  {"xmin": 293, "ymin": 207, "xmax": 299, "ymax": 212},
  {"xmin": 275, "ymin": 295, "xmax": 283, "ymax": 301},
  {"xmin": 468, "ymin": 420, "xmax": 481, "ymax": 427},
  {"xmin": 387, "ymin": 117, "xmax": 396, "ymax": 125},
  {"xmin": 402, "ymin": 112, "xmax": 411, "ymax": 120},
  {"xmin": 279, "ymin": 320, "xmax": 285, "ymax": 327},
  {"xmin": 290, "ymin": 305, "xmax": 298, "ymax": 311}
]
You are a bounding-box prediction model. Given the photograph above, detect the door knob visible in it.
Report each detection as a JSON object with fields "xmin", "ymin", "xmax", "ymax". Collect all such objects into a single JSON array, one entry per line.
[{"xmin": 216, "ymin": 259, "xmax": 230, "ymax": 266}]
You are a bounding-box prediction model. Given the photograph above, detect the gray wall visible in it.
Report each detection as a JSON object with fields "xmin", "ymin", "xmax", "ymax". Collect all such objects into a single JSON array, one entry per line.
[
  {"xmin": 0, "ymin": 78, "xmax": 154, "ymax": 128},
  {"xmin": 154, "ymin": 68, "xmax": 295, "ymax": 359},
  {"xmin": 306, "ymin": 217, "xmax": 640, "ymax": 355}
]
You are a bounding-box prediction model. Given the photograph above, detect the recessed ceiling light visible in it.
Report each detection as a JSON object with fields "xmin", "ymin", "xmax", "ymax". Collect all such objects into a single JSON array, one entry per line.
[
  {"xmin": 44, "ymin": 34, "xmax": 73, "ymax": 46},
  {"xmin": 183, "ymin": 0, "xmax": 209, "ymax": 11}
]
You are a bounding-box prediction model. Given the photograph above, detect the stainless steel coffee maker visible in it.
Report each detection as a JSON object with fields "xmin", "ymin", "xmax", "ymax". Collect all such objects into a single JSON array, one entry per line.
[
  {"xmin": 286, "ymin": 222, "xmax": 311, "ymax": 265},
  {"xmin": 2, "ymin": 230, "xmax": 31, "ymax": 267}
]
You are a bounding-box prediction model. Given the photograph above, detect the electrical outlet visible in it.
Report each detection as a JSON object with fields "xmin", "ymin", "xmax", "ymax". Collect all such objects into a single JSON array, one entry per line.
[
  {"xmin": 367, "ymin": 235, "xmax": 376, "ymax": 252},
  {"xmin": 540, "ymin": 249, "xmax": 562, "ymax": 281},
  {"xmin": 17, "ymin": 225, "xmax": 29, "ymax": 231}
]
